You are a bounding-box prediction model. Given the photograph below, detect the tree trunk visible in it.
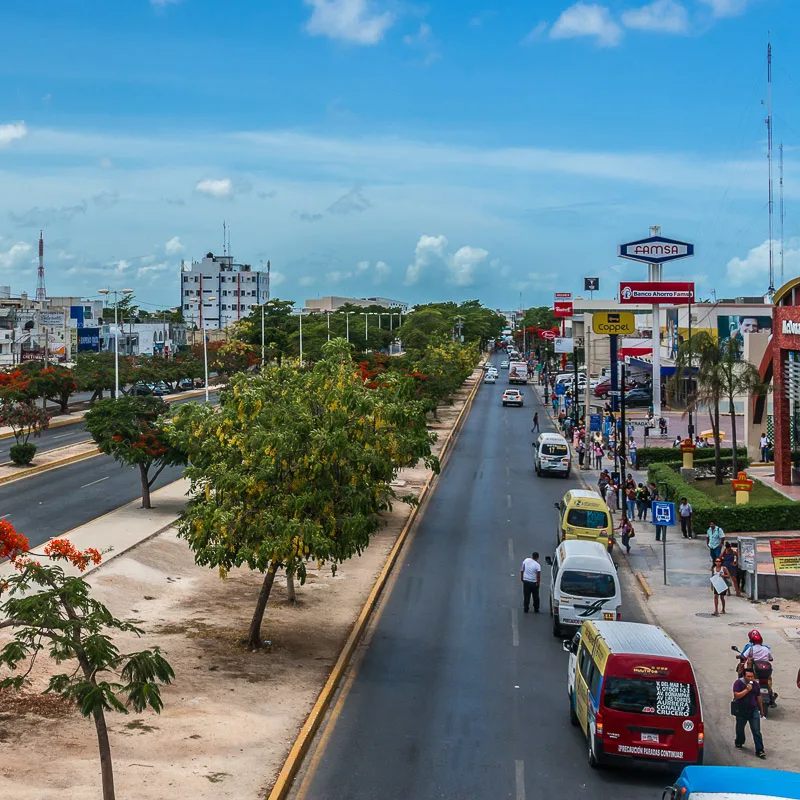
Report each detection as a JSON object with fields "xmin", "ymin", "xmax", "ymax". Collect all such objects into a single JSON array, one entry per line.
[
  {"xmin": 246, "ymin": 564, "xmax": 277, "ymax": 650},
  {"xmin": 139, "ymin": 464, "xmax": 151, "ymax": 509},
  {"xmin": 286, "ymin": 574, "xmax": 297, "ymax": 605},
  {"xmin": 713, "ymin": 402, "xmax": 723, "ymax": 485},
  {"xmin": 58, "ymin": 393, "xmax": 70, "ymax": 414},
  {"xmin": 730, "ymin": 394, "xmax": 739, "ymax": 478},
  {"xmin": 93, "ymin": 706, "xmax": 116, "ymax": 800}
]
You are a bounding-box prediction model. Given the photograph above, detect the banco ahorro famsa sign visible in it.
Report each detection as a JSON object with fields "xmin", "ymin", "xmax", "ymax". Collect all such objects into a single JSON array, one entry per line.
[{"xmin": 618, "ymin": 236, "xmax": 694, "ymax": 265}]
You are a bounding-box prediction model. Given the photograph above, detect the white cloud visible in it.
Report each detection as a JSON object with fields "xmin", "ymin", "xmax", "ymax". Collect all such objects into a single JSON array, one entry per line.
[
  {"xmin": 522, "ymin": 21, "xmax": 548, "ymax": 44},
  {"xmin": 448, "ymin": 246, "xmax": 489, "ymax": 286},
  {"xmin": 270, "ymin": 270, "xmax": 286, "ymax": 287},
  {"xmin": 405, "ymin": 234, "xmax": 448, "ymax": 285},
  {"xmin": 622, "ymin": 0, "xmax": 688, "ymax": 33},
  {"xmin": 165, "ymin": 236, "xmax": 185, "ymax": 255},
  {"xmin": 0, "ymin": 241, "xmax": 33, "ymax": 270},
  {"xmin": 699, "ymin": 0, "xmax": 749, "ymax": 18},
  {"xmin": 137, "ymin": 261, "xmax": 170, "ymax": 281},
  {"xmin": 402, "ymin": 23, "xmax": 440, "ymax": 65},
  {"xmin": 356, "ymin": 260, "xmax": 370, "ymax": 273},
  {"xmin": 726, "ymin": 239, "xmax": 800, "ymax": 287},
  {"xmin": 0, "ymin": 122, "xmax": 28, "ymax": 149},
  {"xmin": 299, "ymin": 276, "xmax": 316, "ymax": 287},
  {"xmin": 328, "ymin": 270, "xmax": 352, "ymax": 283},
  {"xmin": 304, "ymin": 0, "xmax": 395, "ymax": 45},
  {"xmin": 550, "ymin": 3, "xmax": 623, "ymax": 47},
  {"xmin": 195, "ymin": 177, "xmax": 234, "ymax": 198},
  {"xmin": 375, "ymin": 261, "xmax": 390, "ymax": 283}
]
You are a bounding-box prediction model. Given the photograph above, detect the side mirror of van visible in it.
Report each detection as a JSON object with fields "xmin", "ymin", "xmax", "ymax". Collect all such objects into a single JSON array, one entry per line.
[
  {"xmin": 545, "ymin": 556, "xmax": 553, "ymax": 566},
  {"xmin": 553, "ymin": 502, "xmax": 560, "ymax": 510},
  {"xmin": 562, "ymin": 640, "xmax": 572, "ymax": 654}
]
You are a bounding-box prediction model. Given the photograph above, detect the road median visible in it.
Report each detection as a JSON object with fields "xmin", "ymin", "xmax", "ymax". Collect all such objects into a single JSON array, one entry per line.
[{"xmin": 0, "ymin": 441, "xmax": 101, "ymax": 486}]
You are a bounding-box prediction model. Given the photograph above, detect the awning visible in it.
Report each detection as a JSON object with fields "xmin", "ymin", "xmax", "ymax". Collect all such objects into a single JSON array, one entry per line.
[{"xmin": 618, "ymin": 347, "xmax": 652, "ymax": 358}]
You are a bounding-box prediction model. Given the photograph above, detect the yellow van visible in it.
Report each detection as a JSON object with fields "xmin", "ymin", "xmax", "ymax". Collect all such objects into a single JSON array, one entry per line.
[{"xmin": 554, "ymin": 489, "xmax": 614, "ymax": 552}]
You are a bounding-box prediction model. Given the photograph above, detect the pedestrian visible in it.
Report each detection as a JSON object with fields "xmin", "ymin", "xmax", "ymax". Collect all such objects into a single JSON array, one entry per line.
[
  {"xmin": 711, "ymin": 557, "xmax": 731, "ymax": 615},
  {"xmin": 551, "ymin": 393, "xmax": 557, "ymax": 413},
  {"xmin": 520, "ymin": 551, "xmax": 541, "ymax": 614},
  {"xmin": 636, "ymin": 483, "xmax": 651, "ymax": 521},
  {"xmin": 532, "ymin": 412, "xmax": 540, "ymax": 433},
  {"xmin": 577, "ymin": 439, "xmax": 585, "ymax": 469},
  {"xmin": 626, "ymin": 484, "xmax": 637, "ymax": 519},
  {"xmin": 618, "ymin": 516, "xmax": 635, "ymax": 555},
  {"xmin": 673, "ymin": 435, "xmax": 683, "ymax": 448},
  {"xmin": 651, "ymin": 484, "xmax": 666, "ymax": 542},
  {"xmin": 722, "ymin": 542, "xmax": 744, "ymax": 597},
  {"xmin": 605, "ymin": 479, "xmax": 618, "ymax": 515},
  {"xmin": 760, "ymin": 432, "xmax": 770, "ymax": 463},
  {"xmin": 707, "ymin": 521, "xmax": 725, "ymax": 564},
  {"xmin": 595, "ymin": 443, "xmax": 603, "ymax": 470},
  {"xmin": 598, "ymin": 470, "xmax": 610, "ymax": 497},
  {"xmin": 629, "ymin": 440, "xmax": 637, "ymax": 469},
  {"xmin": 627, "ymin": 421, "xmax": 634, "ymax": 441},
  {"xmin": 679, "ymin": 497, "xmax": 694, "ymax": 539},
  {"xmin": 732, "ymin": 667, "xmax": 766, "ymax": 758}
]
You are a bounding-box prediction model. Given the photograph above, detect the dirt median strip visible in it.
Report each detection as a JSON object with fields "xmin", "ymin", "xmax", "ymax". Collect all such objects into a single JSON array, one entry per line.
[{"xmin": 267, "ymin": 367, "xmax": 484, "ymax": 800}]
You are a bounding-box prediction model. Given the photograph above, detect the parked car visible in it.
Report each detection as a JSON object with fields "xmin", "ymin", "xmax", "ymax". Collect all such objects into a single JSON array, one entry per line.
[
  {"xmin": 151, "ymin": 381, "xmax": 171, "ymax": 397},
  {"xmin": 593, "ymin": 380, "xmax": 633, "ymax": 399},
  {"xmin": 131, "ymin": 383, "xmax": 153, "ymax": 396},
  {"xmin": 624, "ymin": 388, "xmax": 652, "ymax": 407},
  {"xmin": 502, "ymin": 388, "xmax": 523, "ymax": 407},
  {"xmin": 178, "ymin": 378, "xmax": 195, "ymax": 392}
]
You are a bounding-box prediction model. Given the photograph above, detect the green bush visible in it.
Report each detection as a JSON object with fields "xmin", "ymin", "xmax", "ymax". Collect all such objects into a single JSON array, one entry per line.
[
  {"xmin": 9, "ymin": 442, "xmax": 37, "ymax": 466},
  {"xmin": 648, "ymin": 462, "xmax": 800, "ymax": 533},
  {"xmin": 635, "ymin": 446, "xmax": 748, "ymax": 468}
]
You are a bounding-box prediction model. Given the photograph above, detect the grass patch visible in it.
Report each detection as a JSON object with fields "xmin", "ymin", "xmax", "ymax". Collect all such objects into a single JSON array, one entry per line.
[{"xmin": 692, "ymin": 479, "xmax": 787, "ymax": 506}]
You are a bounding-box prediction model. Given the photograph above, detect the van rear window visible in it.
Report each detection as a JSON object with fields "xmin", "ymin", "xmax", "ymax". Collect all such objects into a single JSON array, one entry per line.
[
  {"xmin": 604, "ymin": 678, "xmax": 697, "ymax": 717},
  {"xmin": 560, "ymin": 571, "xmax": 616, "ymax": 598},
  {"xmin": 567, "ymin": 509, "xmax": 608, "ymax": 529},
  {"xmin": 542, "ymin": 444, "xmax": 568, "ymax": 456}
]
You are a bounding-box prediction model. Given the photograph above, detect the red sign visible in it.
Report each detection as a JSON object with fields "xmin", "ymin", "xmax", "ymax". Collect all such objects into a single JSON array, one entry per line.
[
  {"xmin": 770, "ymin": 539, "xmax": 800, "ymax": 574},
  {"xmin": 539, "ymin": 330, "xmax": 556, "ymax": 340},
  {"xmin": 554, "ymin": 301, "xmax": 573, "ymax": 318},
  {"xmin": 554, "ymin": 292, "xmax": 573, "ymax": 299},
  {"xmin": 619, "ymin": 282, "xmax": 694, "ymax": 304}
]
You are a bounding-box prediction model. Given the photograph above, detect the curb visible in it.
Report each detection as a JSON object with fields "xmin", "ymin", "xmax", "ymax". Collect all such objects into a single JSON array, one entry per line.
[
  {"xmin": 0, "ymin": 414, "xmax": 86, "ymax": 441},
  {"xmin": 636, "ymin": 570, "xmax": 653, "ymax": 598},
  {"xmin": 0, "ymin": 447, "xmax": 101, "ymax": 486},
  {"xmin": 266, "ymin": 367, "xmax": 484, "ymax": 800}
]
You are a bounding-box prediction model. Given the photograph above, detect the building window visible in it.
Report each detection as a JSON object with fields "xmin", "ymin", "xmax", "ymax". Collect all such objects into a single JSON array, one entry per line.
[{"xmin": 184, "ymin": 304, "xmax": 190, "ymax": 310}]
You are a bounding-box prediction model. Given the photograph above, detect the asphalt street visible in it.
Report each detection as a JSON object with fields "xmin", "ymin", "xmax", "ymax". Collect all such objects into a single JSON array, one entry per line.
[
  {"xmin": 289, "ymin": 368, "xmax": 670, "ymax": 800},
  {"xmin": 0, "ymin": 391, "xmax": 218, "ymax": 462}
]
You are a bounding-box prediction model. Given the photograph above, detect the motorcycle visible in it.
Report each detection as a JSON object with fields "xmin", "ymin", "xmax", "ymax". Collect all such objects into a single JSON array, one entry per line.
[{"xmin": 731, "ymin": 645, "xmax": 776, "ymax": 717}]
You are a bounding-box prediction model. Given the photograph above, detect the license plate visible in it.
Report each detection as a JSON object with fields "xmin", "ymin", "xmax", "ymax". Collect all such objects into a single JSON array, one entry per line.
[
  {"xmin": 641, "ymin": 733, "xmax": 659, "ymax": 743},
  {"xmin": 603, "ymin": 611, "xmax": 614, "ymax": 620}
]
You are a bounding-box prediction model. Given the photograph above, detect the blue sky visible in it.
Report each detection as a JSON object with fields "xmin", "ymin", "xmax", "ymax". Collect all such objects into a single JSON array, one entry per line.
[{"xmin": 0, "ymin": 0, "xmax": 797, "ymax": 312}]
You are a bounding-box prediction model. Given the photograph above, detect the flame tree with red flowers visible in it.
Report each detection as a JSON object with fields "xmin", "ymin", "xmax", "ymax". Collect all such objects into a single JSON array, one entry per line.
[
  {"xmin": 0, "ymin": 369, "xmax": 52, "ymax": 465},
  {"xmin": 0, "ymin": 520, "xmax": 174, "ymax": 800},
  {"xmin": 84, "ymin": 395, "xmax": 187, "ymax": 509}
]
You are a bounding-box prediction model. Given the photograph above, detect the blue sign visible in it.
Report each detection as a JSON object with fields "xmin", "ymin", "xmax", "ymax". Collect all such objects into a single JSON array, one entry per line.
[
  {"xmin": 651, "ymin": 501, "xmax": 676, "ymax": 526},
  {"xmin": 77, "ymin": 327, "xmax": 100, "ymax": 352},
  {"xmin": 618, "ymin": 236, "xmax": 694, "ymax": 265},
  {"xmin": 589, "ymin": 413, "xmax": 601, "ymax": 432},
  {"xmin": 70, "ymin": 305, "xmax": 85, "ymax": 327},
  {"xmin": 555, "ymin": 383, "xmax": 566, "ymax": 395}
]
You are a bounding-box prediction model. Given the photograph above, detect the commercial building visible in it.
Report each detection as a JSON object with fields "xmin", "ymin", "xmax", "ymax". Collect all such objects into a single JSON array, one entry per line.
[
  {"xmin": 100, "ymin": 321, "xmax": 188, "ymax": 357},
  {"xmin": 304, "ymin": 296, "xmax": 409, "ymax": 314},
  {"xmin": 181, "ymin": 253, "xmax": 269, "ymax": 330}
]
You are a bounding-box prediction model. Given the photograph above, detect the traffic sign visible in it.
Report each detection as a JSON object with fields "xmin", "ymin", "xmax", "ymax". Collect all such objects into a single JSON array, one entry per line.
[
  {"xmin": 651, "ymin": 501, "xmax": 676, "ymax": 526},
  {"xmin": 618, "ymin": 236, "xmax": 694, "ymax": 265},
  {"xmin": 592, "ymin": 311, "xmax": 635, "ymax": 335},
  {"xmin": 619, "ymin": 282, "xmax": 695, "ymax": 304}
]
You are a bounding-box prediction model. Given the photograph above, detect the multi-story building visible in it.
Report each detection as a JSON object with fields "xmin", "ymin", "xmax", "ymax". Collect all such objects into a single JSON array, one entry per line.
[
  {"xmin": 181, "ymin": 253, "xmax": 269, "ymax": 329},
  {"xmin": 304, "ymin": 296, "xmax": 409, "ymax": 313}
]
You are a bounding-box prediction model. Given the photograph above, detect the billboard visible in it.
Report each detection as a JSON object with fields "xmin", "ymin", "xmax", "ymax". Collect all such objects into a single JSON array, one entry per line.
[
  {"xmin": 717, "ymin": 314, "xmax": 772, "ymax": 354},
  {"xmin": 554, "ymin": 337, "xmax": 574, "ymax": 353},
  {"xmin": 619, "ymin": 282, "xmax": 695, "ymax": 304},
  {"xmin": 618, "ymin": 236, "xmax": 694, "ymax": 265},
  {"xmin": 592, "ymin": 311, "xmax": 635, "ymax": 336},
  {"xmin": 77, "ymin": 327, "xmax": 101, "ymax": 352},
  {"xmin": 554, "ymin": 301, "xmax": 573, "ymax": 317}
]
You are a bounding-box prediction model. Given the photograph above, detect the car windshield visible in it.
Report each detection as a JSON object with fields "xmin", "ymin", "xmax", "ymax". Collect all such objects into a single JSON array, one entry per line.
[
  {"xmin": 559, "ymin": 570, "xmax": 615, "ymax": 598},
  {"xmin": 542, "ymin": 444, "xmax": 568, "ymax": 456},
  {"xmin": 603, "ymin": 678, "xmax": 697, "ymax": 717},
  {"xmin": 566, "ymin": 509, "xmax": 608, "ymax": 529}
]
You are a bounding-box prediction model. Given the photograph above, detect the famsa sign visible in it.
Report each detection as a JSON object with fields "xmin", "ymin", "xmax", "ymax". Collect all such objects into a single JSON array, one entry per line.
[
  {"xmin": 618, "ymin": 236, "xmax": 694, "ymax": 265},
  {"xmin": 782, "ymin": 320, "xmax": 800, "ymax": 335}
]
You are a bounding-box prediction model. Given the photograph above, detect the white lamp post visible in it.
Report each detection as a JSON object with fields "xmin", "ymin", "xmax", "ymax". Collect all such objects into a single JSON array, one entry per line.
[
  {"xmin": 98, "ymin": 288, "xmax": 134, "ymax": 399},
  {"xmin": 189, "ymin": 295, "xmax": 216, "ymax": 404},
  {"xmin": 361, "ymin": 312, "xmax": 369, "ymax": 343},
  {"xmin": 345, "ymin": 311, "xmax": 354, "ymax": 342}
]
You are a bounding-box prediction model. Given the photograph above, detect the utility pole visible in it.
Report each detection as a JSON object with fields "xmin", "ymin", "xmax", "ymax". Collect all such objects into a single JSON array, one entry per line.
[{"xmin": 766, "ymin": 37, "xmax": 775, "ymax": 297}]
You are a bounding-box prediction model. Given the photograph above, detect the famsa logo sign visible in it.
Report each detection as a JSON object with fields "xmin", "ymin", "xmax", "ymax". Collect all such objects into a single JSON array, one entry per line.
[{"xmin": 782, "ymin": 320, "xmax": 800, "ymax": 335}]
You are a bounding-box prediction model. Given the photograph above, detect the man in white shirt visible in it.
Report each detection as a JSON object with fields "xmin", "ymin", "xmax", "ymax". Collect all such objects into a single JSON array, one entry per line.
[
  {"xmin": 520, "ymin": 551, "xmax": 542, "ymax": 614},
  {"xmin": 760, "ymin": 433, "xmax": 770, "ymax": 463}
]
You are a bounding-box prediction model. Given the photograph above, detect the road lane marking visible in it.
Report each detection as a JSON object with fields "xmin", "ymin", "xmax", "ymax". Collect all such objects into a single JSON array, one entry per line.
[
  {"xmin": 507, "ymin": 494, "xmax": 511, "ymax": 508},
  {"xmin": 508, "ymin": 538, "xmax": 514, "ymax": 560},
  {"xmin": 80, "ymin": 476, "xmax": 109, "ymax": 489},
  {"xmin": 0, "ymin": 514, "xmax": 10, "ymax": 520},
  {"xmin": 511, "ymin": 608, "xmax": 519, "ymax": 647},
  {"xmin": 51, "ymin": 433, "xmax": 73, "ymax": 440},
  {"xmin": 515, "ymin": 760, "xmax": 525, "ymax": 800}
]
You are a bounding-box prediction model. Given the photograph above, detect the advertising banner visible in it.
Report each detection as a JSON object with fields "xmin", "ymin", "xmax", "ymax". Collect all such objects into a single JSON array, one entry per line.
[
  {"xmin": 717, "ymin": 314, "xmax": 772, "ymax": 356},
  {"xmin": 738, "ymin": 537, "xmax": 756, "ymax": 572},
  {"xmin": 770, "ymin": 539, "xmax": 800, "ymax": 574},
  {"xmin": 592, "ymin": 311, "xmax": 635, "ymax": 336},
  {"xmin": 619, "ymin": 282, "xmax": 695, "ymax": 304},
  {"xmin": 554, "ymin": 337, "xmax": 574, "ymax": 353},
  {"xmin": 554, "ymin": 301, "xmax": 573, "ymax": 318},
  {"xmin": 77, "ymin": 327, "xmax": 101, "ymax": 352}
]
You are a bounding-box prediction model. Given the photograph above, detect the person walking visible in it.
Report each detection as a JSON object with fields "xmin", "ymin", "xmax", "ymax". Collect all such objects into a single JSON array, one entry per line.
[
  {"xmin": 605, "ymin": 479, "xmax": 618, "ymax": 516},
  {"xmin": 531, "ymin": 412, "xmax": 540, "ymax": 433},
  {"xmin": 760, "ymin": 432, "xmax": 770, "ymax": 463},
  {"xmin": 711, "ymin": 557, "xmax": 731, "ymax": 615},
  {"xmin": 577, "ymin": 439, "xmax": 586, "ymax": 469},
  {"xmin": 594, "ymin": 442, "xmax": 603, "ymax": 470},
  {"xmin": 707, "ymin": 521, "xmax": 725, "ymax": 564},
  {"xmin": 625, "ymin": 484, "xmax": 637, "ymax": 520},
  {"xmin": 679, "ymin": 497, "xmax": 694, "ymax": 539},
  {"xmin": 618, "ymin": 516, "xmax": 635, "ymax": 555},
  {"xmin": 520, "ymin": 551, "xmax": 542, "ymax": 614},
  {"xmin": 732, "ymin": 667, "xmax": 766, "ymax": 758},
  {"xmin": 722, "ymin": 542, "xmax": 744, "ymax": 598}
]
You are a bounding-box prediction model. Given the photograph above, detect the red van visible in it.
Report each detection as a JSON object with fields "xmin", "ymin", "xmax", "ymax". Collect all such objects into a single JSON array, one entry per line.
[{"xmin": 564, "ymin": 621, "xmax": 704, "ymax": 768}]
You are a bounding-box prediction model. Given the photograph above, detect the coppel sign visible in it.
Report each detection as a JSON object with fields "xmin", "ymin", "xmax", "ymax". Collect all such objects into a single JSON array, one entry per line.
[
  {"xmin": 618, "ymin": 236, "xmax": 694, "ymax": 265},
  {"xmin": 77, "ymin": 327, "xmax": 100, "ymax": 352}
]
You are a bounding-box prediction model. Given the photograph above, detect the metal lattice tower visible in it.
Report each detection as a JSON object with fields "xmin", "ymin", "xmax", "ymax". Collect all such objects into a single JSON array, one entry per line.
[{"xmin": 35, "ymin": 230, "xmax": 47, "ymax": 302}]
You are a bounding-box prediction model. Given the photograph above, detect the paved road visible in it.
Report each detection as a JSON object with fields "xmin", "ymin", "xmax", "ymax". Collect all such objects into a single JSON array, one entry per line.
[
  {"xmin": 0, "ymin": 391, "xmax": 218, "ymax": 462},
  {"xmin": 289, "ymin": 374, "xmax": 670, "ymax": 800}
]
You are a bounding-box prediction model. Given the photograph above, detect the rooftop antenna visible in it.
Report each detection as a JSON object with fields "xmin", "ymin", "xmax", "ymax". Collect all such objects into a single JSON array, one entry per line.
[
  {"xmin": 266, "ymin": 260, "xmax": 271, "ymax": 302},
  {"xmin": 223, "ymin": 220, "xmax": 227, "ymax": 257},
  {"xmin": 36, "ymin": 230, "xmax": 46, "ymax": 302},
  {"xmin": 766, "ymin": 36, "xmax": 775, "ymax": 297},
  {"xmin": 780, "ymin": 142, "xmax": 785, "ymax": 287}
]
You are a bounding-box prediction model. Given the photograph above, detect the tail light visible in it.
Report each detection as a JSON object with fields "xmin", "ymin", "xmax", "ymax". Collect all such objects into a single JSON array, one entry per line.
[
  {"xmin": 553, "ymin": 601, "xmax": 559, "ymax": 614},
  {"xmin": 697, "ymin": 722, "xmax": 704, "ymax": 748},
  {"xmin": 595, "ymin": 711, "xmax": 604, "ymax": 737},
  {"xmin": 615, "ymin": 606, "xmax": 622, "ymax": 621}
]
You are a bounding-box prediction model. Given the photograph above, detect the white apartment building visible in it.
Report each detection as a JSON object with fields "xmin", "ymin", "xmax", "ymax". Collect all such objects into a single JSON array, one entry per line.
[{"xmin": 181, "ymin": 253, "xmax": 269, "ymax": 329}]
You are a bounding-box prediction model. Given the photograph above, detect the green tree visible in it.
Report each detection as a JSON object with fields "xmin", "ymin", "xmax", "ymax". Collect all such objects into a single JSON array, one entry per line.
[
  {"xmin": 34, "ymin": 364, "xmax": 78, "ymax": 414},
  {"xmin": 73, "ymin": 352, "xmax": 136, "ymax": 402},
  {"xmin": 84, "ymin": 396, "xmax": 187, "ymax": 508},
  {"xmin": 170, "ymin": 338, "xmax": 438, "ymax": 650},
  {"xmin": 0, "ymin": 369, "xmax": 51, "ymax": 464},
  {"xmin": 0, "ymin": 522, "xmax": 174, "ymax": 800}
]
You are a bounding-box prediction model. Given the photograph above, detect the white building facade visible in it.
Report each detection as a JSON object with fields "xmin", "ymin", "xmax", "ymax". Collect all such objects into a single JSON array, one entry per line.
[{"xmin": 181, "ymin": 253, "xmax": 269, "ymax": 330}]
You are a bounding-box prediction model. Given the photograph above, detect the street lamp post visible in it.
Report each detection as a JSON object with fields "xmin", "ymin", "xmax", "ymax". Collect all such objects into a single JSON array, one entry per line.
[
  {"xmin": 361, "ymin": 312, "xmax": 369, "ymax": 344},
  {"xmin": 98, "ymin": 288, "xmax": 134, "ymax": 399},
  {"xmin": 326, "ymin": 310, "xmax": 331, "ymax": 341},
  {"xmin": 189, "ymin": 296, "xmax": 216, "ymax": 404},
  {"xmin": 298, "ymin": 309, "xmax": 304, "ymax": 363},
  {"xmin": 345, "ymin": 311, "xmax": 354, "ymax": 343},
  {"xmin": 261, "ymin": 302, "xmax": 265, "ymax": 368}
]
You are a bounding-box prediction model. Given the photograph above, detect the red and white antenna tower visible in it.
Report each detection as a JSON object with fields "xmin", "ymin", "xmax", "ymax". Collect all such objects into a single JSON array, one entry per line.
[{"xmin": 36, "ymin": 230, "xmax": 47, "ymax": 302}]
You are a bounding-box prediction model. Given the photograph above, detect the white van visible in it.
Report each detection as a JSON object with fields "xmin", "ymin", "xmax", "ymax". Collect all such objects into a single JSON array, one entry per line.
[
  {"xmin": 533, "ymin": 432, "xmax": 571, "ymax": 478},
  {"xmin": 545, "ymin": 540, "xmax": 621, "ymax": 637}
]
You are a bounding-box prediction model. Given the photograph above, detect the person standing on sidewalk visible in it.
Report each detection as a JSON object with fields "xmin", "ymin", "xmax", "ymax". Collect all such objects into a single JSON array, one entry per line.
[
  {"xmin": 707, "ymin": 521, "xmax": 725, "ymax": 564},
  {"xmin": 722, "ymin": 542, "xmax": 744, "ymax": 598},
  {"xmin": 531, "ymin": 412, "xmax": 540, "ymax": 433},
  {"xmin": 733, "ymin": 667, "xmax": 766, "ymax": 759},
  {"xmin": 711, "ymin": 557, "xmax": 731, "ymax": 615},
  {"xmin": 605, "ymin": 479, "xmax": 618, "ymax": 516},
  {"xmin": 625, "ymin": 483, "xmax": 637, "ymax": 520},
  {"xmin": 577, "ymin": 438, "xmax": 586, "ymax": 469},
  {"xmin": 651, "ymin": 484, "xmax": 667, "ymax": 542},
  {"xmin": 760, "ymin": 432, "xmax": 770, "ymax": 463},
  {"xmin": 520, "ymin": 551, "xmax": 541, "ymax": 613},
  {"xmin": 679, "ymin": 498, "xmax": 694, "ymax": 539},
  {"xmin": 636, "ymin": 483, "xmax": 651, "ymax": 521}
]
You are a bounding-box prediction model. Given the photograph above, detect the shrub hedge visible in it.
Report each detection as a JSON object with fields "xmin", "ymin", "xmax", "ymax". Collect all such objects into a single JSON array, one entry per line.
[
  {"xmin": 636, "ymin": 446, "xmax": 748, "ymax": 468},
  {"xmin": 648, "ymin": 462, "xmax": 800, "ymax": 533}
]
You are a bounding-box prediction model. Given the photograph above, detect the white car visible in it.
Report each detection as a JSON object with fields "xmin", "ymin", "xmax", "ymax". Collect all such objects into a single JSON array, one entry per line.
[
  {"xmin": 484, "ymin": 373, "xmax": 497, "ymax": 384},
  {"xmin": 502, "ymin": 389, "xmax": 523, "ymax": 407},
  {"xmin": 500, "ymin": 361, "xmax": 510, "ymax": 370}
]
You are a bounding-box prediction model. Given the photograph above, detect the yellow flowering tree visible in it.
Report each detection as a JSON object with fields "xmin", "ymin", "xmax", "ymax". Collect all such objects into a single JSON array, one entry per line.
[{"xmin": 170, "ymin": 338, "xmax": 438, "ymax": 650}]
